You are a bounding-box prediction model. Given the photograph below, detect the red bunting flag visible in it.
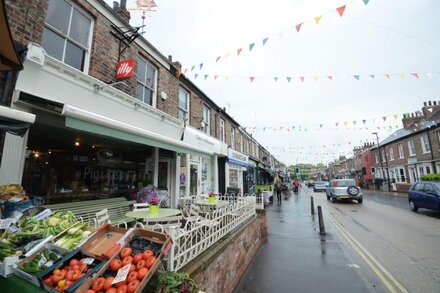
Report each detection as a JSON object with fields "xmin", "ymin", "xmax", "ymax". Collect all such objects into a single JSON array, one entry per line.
[
  {"xmin": 295, "ymin": 23, "xmax": 303, "ymax": 33},
  {"xmin": 336, "ymin": 122, "xmax": 339, "ymax": 127},
  {"xmin": 214, "ymin": 75, "xmax": 218, "ymax": 80},
  {"xmin": 237, "ymin": 48, "xmax": 243, "ymax": 56},
  {"xmin": 385, "ymin": 74, "xmax": 390, "ymax": 79},
  {"xmin": 383, "ymin": 116, "xmax": 387, "ymax": 121},
  {"xmin": 411, "ymin": 73, "xmax": 419, "ymax": 78},
  {"xmin": 327, "ymin": 76, "xmax": 333, "ymax": 80},
  {"xmin": 336, "ymin": 5, "xmax": 346, "ymax": 17},
  {"xmin": 299, "ymin": 76, "xmax": 305, "ymax": 82},
  {"xmin": 175, "ymin": 70, "xmax": 182, "ymax": 78},
  {"xmin": 216, "ymin": 56, "xmax": 221, "ymax": 62},
  {"xmin": 250, "ymin": 76, "xmax": 255, "ymax": 82}
]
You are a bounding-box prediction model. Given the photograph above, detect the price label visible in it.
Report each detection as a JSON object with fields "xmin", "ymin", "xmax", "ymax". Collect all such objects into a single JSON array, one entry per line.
[
  {"xmin": 0, "ymin": 219, "xmax": 14, "ymax": 229},
  {"xmin": 44, "ymin": 261, "xmax": 54, "ymax": 268},
  {"xmin": 7, "ymin": 225, "xmax": 20, "ymax": 234},
  {"xmin": 34, "ymin": 209, "xmax": 52, "ymax": 221},
  {"xmin": 38, "ymin": 255, "xmax": 47, "ymax": 267},
  {"xmin": 112, "ymin": 264, "xmax": 131, "ymax": 284},
  {"xmin": 84, "ymin": 258, "xmax": 95, "ymax": 265}
]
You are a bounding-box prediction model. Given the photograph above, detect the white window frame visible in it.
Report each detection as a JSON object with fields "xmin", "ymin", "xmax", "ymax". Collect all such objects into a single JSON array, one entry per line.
[
  {"xmin": 231, "ymin": 128, "xmax": 235, "ymax": 149},
  {"xmin": 381, "ymin": 149, "xmax": 386, "ymax": 162},
  {"xmin": 437, "ymin": 131, "xmax": 440, "ymax": 149},
  {"xmin": 137, "ymin": 58, "xmax": 158, "ymax": 107},
  {"xmin": 202, "ymin": 105, "xmax": 210, "ymax": 134},
  {"xmin": 219, "ymin": 119, "xmax": 225, "ymax": 142},
  {"xmin": 375, "ymin": 151, "xmax": 379, "ymax": 163},
  {"xmin": 397, "ymin": 143, "xmax": 404, "ymax": 159},
  {"xmin": 239, "ymin": 134, "xmax": 244, "ymax": 153},
  {"xmin": 389, "ymin": 147, "xmax": 394, "ymax": 161},
  {"xmin": 178, "ymin": 87, "xmax": 190, "ymax": 121},
  {"xmin": 420, "ymin": 135, "xmax": 431, "ymax": 154},
  {"xmin": 42, "ymin": 0, "xmax": 94, "ymax": 72},
  {"xmin": 408, "ymin": 140, "xmax": 416, "ymax": 157}
]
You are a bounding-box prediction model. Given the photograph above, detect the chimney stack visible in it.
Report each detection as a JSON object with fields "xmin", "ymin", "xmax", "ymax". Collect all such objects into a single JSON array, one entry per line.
[
  {"xmin": 114, "ymin": 0, "xmax": 131, "ymax": 24},
  {"xmin": 113, "ymin": 1, "xmax": 119, "ymax": 9}
]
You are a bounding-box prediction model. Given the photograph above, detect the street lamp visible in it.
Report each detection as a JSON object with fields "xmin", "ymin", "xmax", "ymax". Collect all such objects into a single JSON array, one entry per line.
[{"xmin": 372, "ymin": 132, "xmax": 391, "ymax": 191}]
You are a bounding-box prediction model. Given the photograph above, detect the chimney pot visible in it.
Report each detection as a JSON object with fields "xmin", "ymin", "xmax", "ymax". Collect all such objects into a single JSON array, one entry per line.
[
  {"xmin": 120, "ymin": 0, "xmax": 127, "ymax": 9},
  {"xmin": 168, "ymin": 55, "xmax": 172, "ymax": 62},
  {"xmin": 434, "ymin": 101, "xmax": 437, "ymax": 106},
  {"xmin": 113, "ymin": 1, "xmax": 119, "ymax": 9},
  {"xmin": 424, "ymin": 102, "xmax": 427, "ymax": 106},
  {"xmin": 429, "ymin": 101, "xmax": 432, "ymax": 106},
  {"xmin": 411, "ymin": 112, "xmax": 414, "ymax": 117}
]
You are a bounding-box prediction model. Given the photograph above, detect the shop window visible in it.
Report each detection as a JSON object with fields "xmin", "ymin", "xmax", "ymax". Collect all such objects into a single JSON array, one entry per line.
[
  {"xmin": 202, "ymin": 106, "xmax": 210, "ymax": 134},
  {"xmin": 137, "ymin": 58, "xmax": 157, "ymax": 106},
  {"xmin": 42, "ymin": 0, "xmax": 92, "ymax": 71}
]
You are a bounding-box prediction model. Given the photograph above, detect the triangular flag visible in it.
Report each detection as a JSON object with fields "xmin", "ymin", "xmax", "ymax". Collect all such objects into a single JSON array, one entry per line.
[
  {"xmin": 312, "ymin": 76, "xmax": 318, "ymax": 81},
  {"xmin": 314, "ymin": 16, "xmax": 321, "ymax": 24},
  {"xmin": 370, "ymin": 74, "xmax": 375, "ymax": 79},
  {"xmin": 214, "ymin": 75, "xmax": 218, "ymax": 80},
  {"xmin": 274, "ymin": 77, "xmax": 279, "ymax": 82},
  {"xmin": 295, "ymin": 22, "xmax": 303, "ymax": 33},
  {"xmin": 299, "ymin": 76, "xmax": 305, "ymax": 82},
  {"xmin": 410, "ymin": 73, "xmax": 419, "ymax": 78},
  {"xmin": 383, "ymin": 116, "xmax": 387, "ymax": 121},
  {"xmin": 344, "ymin": 121, "xmax": 348, "ymax": 126},
  {"xmin": 398, "ymin": 73, "xmax": 405, "ymax": 79},
  {"xmin": 225, "ymin": 52, "xmax": 230, "ymax": 58},
  {"xmin": 363, "ymin": 0, "xmax": 369, "ymax": 5},
  {"xmin": 249, "ymin": 43, "xmax": 255, "ymax": 51},
  {"xmin": 353, "ymin": 75, "xmax": 360, "ymax": 80},
  {"xmin": 336, "ymin": 122, "xmax": 339, "ymax": 127},
  {"xmin": 262, "ymin": 37, "xmax": 269, "ymax": 46},
  {"xmin": 194, "ymin": 74, "xmax": 198, "ymax": 79},
  {"xmin": 191, "ymin": 66, "xmax": 195, "ymax": 72},
  {"xmin": 216, "ymin": 56, "xmax": 221, "ymax": 62},
  {"xmin": 320, "ymin": 124, "xmax": 323, "ymax": 128},
  {"xmin": 199, "ymin": 63, "xmax": 203, "ymax": 70},
  {"xmin": 286, "ymin": 77, "xmax": 292, "ymax": 83},
  {"xmin": 204, "ymin": 75, "xmax": 209, "ymax": 80},
  {"xmin": 237, "ymin": 48, "xmax": 242, "ymax": 56},
  {"xmin": 175, "ymin": 70, "xmax": 182, "ymax": 78},
  {"xmin": 385, "ymin": 74, "xmax": 390, "ymax": 79},
  {"xmin": 249, "ymin": 76, "xmax": 255, "ymax": 82},
  {"xmin": 183, "ymin": 68, "xmax": 188, "ymax": 74},
  {"xmin": 327, "ymin": 76, "xmax": 333, "ymax": 80},
  {"xmin": 393, "ymin": 114, "xmax": 398, "ymax": 119},
  {"xmin": 224, "ymin": 76, "xmax": 229, "ymax": 80},
  {"xmin": 362, "ymin": 119, "xmax": 366, "ymax": 124},
  {"xmin": 353, "ymin": 121, "xmax": 357, "ymax": 125},
  {"xmin": 336, "ymin": 5, "xmax": 346, "ymax": 17}
]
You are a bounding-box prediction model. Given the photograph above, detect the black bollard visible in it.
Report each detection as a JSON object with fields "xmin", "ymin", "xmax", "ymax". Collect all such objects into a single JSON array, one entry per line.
[
  {"xmin": 311, "ymin": 196, "xmax": 315, "ymax": 215},
  {"xmin": 318, "ymin": 206, "xmax": 326, "ymax": 235}
]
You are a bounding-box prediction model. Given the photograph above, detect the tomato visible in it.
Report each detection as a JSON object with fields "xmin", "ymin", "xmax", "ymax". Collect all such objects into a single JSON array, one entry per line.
[
  {"xmin": 43, "ymin": 276, "xmax": 53, "ymax": 286},
  {"xmin": 117, "ymin": 284, "xmax": 127, "ymax": 293},
  {"xmin": 53, "ymin": 268, "xmax": 61, "ymax": 275},
  {"xmin": 126, "ymin": 271, "xmax": 138, "ymax": 283},
  {"xmin": 92, "ymin": 277, "xmax": 105, "ymax": 292},
  {"xmin": 144, "ymin": 256, "xmax": 156, "ymax": 269},
  {"xmin": 137, "ymin": 267, "xmax": 148, "ymax": 280},
  {"xmin": 104, "ymin": 277, "xmax": 115, "ymax": 290},
  {"xmin": 72, "ymin": 270, "xmax": 81, "ymax": 281},
  {"xmin": 106, "ymin": 288, "xmax": 117, "ymax": 293},
  {"xmin": 66, "ymin": 270, "xmax": 74, "ymax": 282},
  {"xmin": 86, "ymin": 290, "xmax": 96, "ymax": 293},
  {"xmin": 52, "ymin": 271, "xmax": 66, "ymax": 284},
  {"xmin": 121, "ymin": 256, "xmax": 133, "ymax": 267},
  {"xmin": 136, "ymin": 260, "xmax": 145, "ymax": 270},
  {"xmin": 110, "ymin": 259, "xmax": 122, "ymax": 271},
  {"xmin": 79, "ymin": 258, "xmax": 87, "ymax": 266},
  {"xmin": 120, "ymin": 247, "xmax": 132, "ymax": 259},
  {"xmin": 114, "ymin": 279, "xmax": 126, "ymax": 288},
  {"xmin": 133, "ymin": 253, "xmax": 143, "ymax": 264},
  {"xmin": 69, "ymin": 259, "xmax": 79, "ymax": 267},
  {"xmin": 71, "ymin": 264, "xmax": 80, "ymax": 271},
  {"xmin": 129, "ymin": 264, "xmax": 136, "ymax": 273},
  {"xmin": 127, "ymin": 280, "xmax": 140, "ymax": 293},
  {"xmin": 142, "ymin": 250, "xmax": 154, "ymax": 260}
]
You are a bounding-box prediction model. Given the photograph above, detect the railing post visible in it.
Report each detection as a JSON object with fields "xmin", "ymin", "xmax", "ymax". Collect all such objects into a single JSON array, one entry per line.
[
  {"xmin": 318, "ymin": 206, "xmax": 326, "ymax": 235},
  {"xmin": 311, "ymin": 196, "xmax": 315, "ymax": 215},
  {"xmin": 167, "ymin": 226, "xmax": 176, "ymax": 271}
]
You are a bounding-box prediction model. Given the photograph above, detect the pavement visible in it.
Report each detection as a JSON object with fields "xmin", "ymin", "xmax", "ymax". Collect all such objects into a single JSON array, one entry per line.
[
  {"xmin": 362, "ymin": 188, "xmax": 407, "ymax": 198},
  {"xmin": 234, "ymin": 188, "xmax": 370, "ymax": 293}
]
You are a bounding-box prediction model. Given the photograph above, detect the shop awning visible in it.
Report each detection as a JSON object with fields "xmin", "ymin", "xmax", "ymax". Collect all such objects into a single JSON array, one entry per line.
[
  {"xmin": 0, "ymin": 0, "xmax": 23, "ymax": 71},
  {"xmin": 0, "ymin": 105, "xmax": 36, "ymax": 136},
  {"xmin": 62, "ymin": 104, "xmax": 213, "ymax": 158}
]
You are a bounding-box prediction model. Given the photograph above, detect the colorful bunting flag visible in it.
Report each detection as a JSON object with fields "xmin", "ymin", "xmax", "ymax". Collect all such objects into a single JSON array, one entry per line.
[
  {"xmin": 184, "ymin": 68, "xmax": 188, "ymax": 74},
  {"xmin": 336, "ymin": 122, "xmax": 339, "ymax": 127},
  {"xmin": 382, "ymin": 116, "xmax": 387, "ymax": 121},
  {"xmin": 385, "ymin": 74, "xmax": 390, "ymax": 79},
  {"xmin": 204, "ymin": 75, "xmax": 209, "ymax": 80},
  {"xmin": 362, "ymin": 0, "xmax": 369, "ymax": 5},
  {"xmin": 225, "ymin": 52, "xmax": 230, "ymax": 58},
  {"xmin": 398, "ymin": 73, "xmax": 405, "ymax": 79},
  {"xmin": 312, "ymin": 76, "xmax": 318, "ymax": 81},
  {"xmin": 353, "ymin": 75, "xmax": 360, "ymax": 80},
  {"xmin": 249, "ymin": 43, "xmax": 255, "ymax": 52},
  {"xmin": 314, "ymin": 16, "xmax": 322, "ymax": 24},
  {"xmin": 237, "ymin": 48, "xmax": 243, "ymax": 56},
  {"xmin": 274, "ymin": 77, "xmax": 279, "ymax": 82},
  {"xmin": 295, "ymin": 22, "xmax": 303, "ymax": 33},
  {"xmin": 176, "ymin": 70, "xmax": 182, "ymax": 78},
  {"xmin": 194, "ymin": 74, "xmax": 199, "ymax": 79},
  {"xmin": 262, "ymin": 37, "xmax": 269, "ymax": 46},
  {"xmin": 320, "ymin": 124, "xmax": 323, "ymax": 128},
  {"xmin": 191, "ymin": 66, "xmax": 195, "ymax": 72},
  {"xmin": 216, "ymin": 56, "xmax": 221, "ymax": 62},
  {"xmin": 249, "ymin": 76, "xmax": 255, "ymax": 82},
  {"xmin": 327, "ymin": 76, "xmax": 333, "ymax": 80},
  {"xmin": 214, "ymin": 75, "xmax": 218, "ymax": 80},
  {"xmin": 224, "ymin": 76, "xmax": 229, "ymax": 80},
  {"xmin": 370, "ymin": 74, "xmax": 375, "ymax": 79},
  {"xmin": 286, "ymin": 77, "xmax": 292, "ymax": 82},
  {"xmin": 411, "ymin": 73, "xmax": 419, "ymax": 78},
  {"xmin": 299, "ymin": 76, "xmax": 305, "ymax": 82},
  {"xmin": 336, "ymin": 5, "xmax": 346, "ymax": 17},
  {"xmin": 199, "ymin": 63, "xmax": 203, "ymax": 70},
  {"xmin": 353, "ymin": 121, "xmax": 357, "ymax": 125},
  {"xmin": 362, "ymin": 119, "xmax": 366, "ymax": 124},
  {"xmin": 393, "ymin": 114, "xmax": 398, "ymax": 120}
]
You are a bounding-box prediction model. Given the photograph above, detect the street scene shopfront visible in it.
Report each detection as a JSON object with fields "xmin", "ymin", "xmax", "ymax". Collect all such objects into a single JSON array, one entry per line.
[{"xmin": 225, "ymin": 148, "xmax": 249, "ymax": 195}]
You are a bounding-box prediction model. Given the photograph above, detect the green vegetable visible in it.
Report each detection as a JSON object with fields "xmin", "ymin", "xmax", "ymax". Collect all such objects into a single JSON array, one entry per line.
[{"xmin": 156, "ymin": 271, "xmax": 199, "ymax": 293}]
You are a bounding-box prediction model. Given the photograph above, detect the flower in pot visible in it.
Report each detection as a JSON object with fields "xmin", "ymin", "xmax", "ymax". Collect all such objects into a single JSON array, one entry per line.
[
  {"xmin": 208, "ymin": 191, "xmax": 217, "ymax": 203},
  {"xmin": 149, "ymin": 197, "xmax": 160, "ymax": 214}
]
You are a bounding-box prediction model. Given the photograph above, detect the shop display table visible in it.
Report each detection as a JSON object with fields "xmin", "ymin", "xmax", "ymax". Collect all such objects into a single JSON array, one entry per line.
[{"xmin": 125, "ymin": 208, "xmax": 181, "ymax": 220}]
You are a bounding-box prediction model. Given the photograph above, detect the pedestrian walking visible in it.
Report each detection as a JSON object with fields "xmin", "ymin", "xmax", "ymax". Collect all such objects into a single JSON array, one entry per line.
[
  {"xmin": 274, "ymin": 177, "xmax": 282, "ymax": 203},
  {"xmin": 293, "ymin": 180, "xmax": 299, "ymax": 194}
]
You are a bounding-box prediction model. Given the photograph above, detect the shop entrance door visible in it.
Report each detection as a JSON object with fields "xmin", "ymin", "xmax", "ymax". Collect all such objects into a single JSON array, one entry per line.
[
  {"xmin": 158, "ymin": 159, "xmax": 171, "ymax": 206},
  {"xmin": 190, "ymin": 163, "xmax": 200, "ymax": 196}
]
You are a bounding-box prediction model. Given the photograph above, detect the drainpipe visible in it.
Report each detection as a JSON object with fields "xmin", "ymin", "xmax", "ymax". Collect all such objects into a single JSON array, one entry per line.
[{"xmin": 426, "ymin": 128, "xmax": 436, "ymax": 173}]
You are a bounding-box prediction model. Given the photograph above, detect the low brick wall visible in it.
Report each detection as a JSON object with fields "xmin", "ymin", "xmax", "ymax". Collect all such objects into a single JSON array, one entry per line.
[
  {"xmin": 396, "ymin": 183, "xmax": 411, "ymax": 193},
  {"xmin": 182, "ymin": 210, "xmax": 267, "ymax": 293}
]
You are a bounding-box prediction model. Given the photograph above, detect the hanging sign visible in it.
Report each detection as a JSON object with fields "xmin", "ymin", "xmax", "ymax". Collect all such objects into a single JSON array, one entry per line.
[{"xmin": 116, "ymin": 59, "xmax": 134, "ymax": 79}]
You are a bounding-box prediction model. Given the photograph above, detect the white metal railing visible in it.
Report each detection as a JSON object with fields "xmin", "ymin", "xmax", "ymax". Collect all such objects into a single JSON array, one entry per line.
[{"xmin": 166, "ymin": 195, "xmax": 256, "ymax": 271}]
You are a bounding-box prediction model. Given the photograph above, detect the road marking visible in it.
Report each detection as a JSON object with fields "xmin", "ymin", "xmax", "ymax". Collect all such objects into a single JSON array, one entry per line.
[
  {"xmin": 326, "ymin": 212, "xmax": 408, "ymax": 293},
  {"xmin": 348, "ymin": 264, "xmax": 360, "ymax": 269}
]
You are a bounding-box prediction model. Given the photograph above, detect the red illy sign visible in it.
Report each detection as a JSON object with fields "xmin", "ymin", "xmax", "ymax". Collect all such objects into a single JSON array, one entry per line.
[{"xmin": 116, "ymin": 59, "xmax": 134, "ymax": 79}]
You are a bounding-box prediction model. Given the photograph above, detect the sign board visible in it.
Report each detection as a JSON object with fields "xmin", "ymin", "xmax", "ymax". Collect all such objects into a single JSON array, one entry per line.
[
  {"xmin": 227, "ymin": 148, "xmax": 249, "ymax": 167},
  {"xmin": 183, "ymin": 127, "xmax": 228, "ymax": 156},
  {"xmin": 116, "ymin": 59, "xmax": 134, "ymax": 79}
]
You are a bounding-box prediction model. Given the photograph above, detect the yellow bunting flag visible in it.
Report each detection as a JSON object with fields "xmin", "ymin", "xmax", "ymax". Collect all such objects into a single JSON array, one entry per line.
[{"xmin": 314, "ymin": 16, "xmax": 322, "ymax": 24}]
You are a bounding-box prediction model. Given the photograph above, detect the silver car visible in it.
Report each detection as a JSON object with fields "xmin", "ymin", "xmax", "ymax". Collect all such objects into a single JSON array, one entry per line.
[
  {"xmin": 313, "ymin": 181, "xmax": 328, "ymax": 192},
  {"xmin": 326, "ymin": 179, "xmax": 363, "ymax": 204}
]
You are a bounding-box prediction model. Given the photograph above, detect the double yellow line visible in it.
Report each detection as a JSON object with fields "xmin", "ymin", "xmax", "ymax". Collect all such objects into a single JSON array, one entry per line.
[{"xmin": 326, "ymin": 213, "xmax": 408, "ymax": 293}]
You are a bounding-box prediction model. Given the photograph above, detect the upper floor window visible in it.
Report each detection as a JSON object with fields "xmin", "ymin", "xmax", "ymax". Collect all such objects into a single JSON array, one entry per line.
[
  {"xmin": 231, "ymin": 128, "xmax": 235, "ymax": 149},
  {"xmin": 421, "ymin": 135, "xmax": 431, "ymax": 154},
  {"xmin": 408, "ymin": 140, "xmax": 416, "ymax": 156},
  {"xmin": 137, "ymin": 58, "xmax": 157, "ymax": 106},
  {"xmin": 375, "ymin": 151, "xmax": 379, "ymax": 163},
  {"xmin": 202, "ymin": 106, "xmax": 210, "ymax": 134},
  {"xmin": 42, "ymin": 0, "xmax": 92, "ymax": 71},
  {"xmin": 389, "ymin": 147, "xmax": 394, "ymax": 161},
  {"xmin": 178, "ymin": 88, "xmax": 189, "ymax": 121},
  {"xmin": 381, "ymin": 149, "xmax": 386, "ymax": 162},
  {"xmin": 239, "ymin": 134, "xmax": 243, "ymax": 153},
  {"xmin": 219, "ymin": 119, "xmax": 225, "ymax": 142},
  {"xmin": 398, "ymin": 143, "xmax": 404, "ymax": 159}
]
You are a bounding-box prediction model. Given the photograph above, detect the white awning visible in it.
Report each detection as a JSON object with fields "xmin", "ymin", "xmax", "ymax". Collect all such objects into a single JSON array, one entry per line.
[{"xmin": 0, "ymin": 105, "xmax": 35, "ymax": 124}]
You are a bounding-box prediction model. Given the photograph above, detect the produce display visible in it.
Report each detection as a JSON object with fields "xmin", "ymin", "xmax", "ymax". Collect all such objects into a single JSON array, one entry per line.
[
  {"xmin": 20, "ymin": 211, "xmax": 78, "ymax": 238},
  {"xmin": 155, "ymin": 271, "xmax": 199, "ymax": 293},
  {"xmin": 42, "ymin": 258, "xmax": 91, "ymax": 292},
  {"xmin": 83, "ymin": 236, "xmax": 162, "ymax": 293},
  {"xmin": 54, "ymin": 223, "xmax": 92, "ymax": 250},
  {"xmin": 0, "ymin": 183, "xmax": 29, "ymax": 201},
  {"xmin": 19, "ymin": 248, "xmax": 62, "ymax": 275}
]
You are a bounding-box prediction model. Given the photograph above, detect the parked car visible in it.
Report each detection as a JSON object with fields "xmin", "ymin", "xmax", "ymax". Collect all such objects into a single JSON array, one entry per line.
[
  {"xmin": 313, "ymin": 181, "xmax": 327, "ymax": 192},
  {"xmin": 326, "ymin": 179, "xmax": 363, "ymax": 203},
  {"xmin": 307, "ymin": 180, "xmax": 315, "ymax": 187},
  {"xmin": 408, "ymin": 181, "xmax": 440, "ymax": 212}
]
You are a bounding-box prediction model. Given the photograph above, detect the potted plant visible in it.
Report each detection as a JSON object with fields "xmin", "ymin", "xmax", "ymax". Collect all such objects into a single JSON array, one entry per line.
[
  {"xmin": 208, "ymin": 191, "xmax": 216, "ymax": 204},
  {"xmin": 155, "ymin": 271, "xmax": 198, "ymax": 293},
  {"xmin": 149, "ymin": 197, "xmax": 160, "ymax": 215}
]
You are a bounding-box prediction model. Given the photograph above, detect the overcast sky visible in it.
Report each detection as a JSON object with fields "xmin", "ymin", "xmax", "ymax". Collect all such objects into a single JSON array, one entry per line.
[{"xmin": 106, "ymin": 0, "xmax": 440, "ymax": 166}]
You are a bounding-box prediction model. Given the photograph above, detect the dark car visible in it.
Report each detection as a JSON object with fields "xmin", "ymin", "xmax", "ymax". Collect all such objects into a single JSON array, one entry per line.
[{"xmin": 408, "ymin": 181, "xmax": 440, "ymax": 212}]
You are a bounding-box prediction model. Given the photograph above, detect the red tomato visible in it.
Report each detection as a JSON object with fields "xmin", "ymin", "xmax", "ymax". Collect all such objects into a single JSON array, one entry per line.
[
  {"xmin": 86, "ymin": 290, "xmax": 96, "ymax": 293},
  {"xmin": 144, "ymin": 256, "xmax": 156, "ymax": 269},
  {"xmin": 120, "ymin": 247, "xmax": 132, "ymax": 259},
  {"xmin": 79, "ymin": 258, "xmax": 86, "ymax": 266},
  {"xmin": 121, "ymin": 256, "xmax": 133, "ymax": 267},
  {"xmin": 126, "ymin": 271, "xmax": 138, "ymax": 283},
  {"xmin": 110, "ymin": 259, "xmax": 122, "ymax": 271},
  {"xmin": 137, "ymin": 267, "xmax": 148, "ymax": 280},
  {"xmin": 127, "ymin": 280, "xmax": 140, "ymax": 293},
  {"xmin": 136, "ymin": 260, "xmax": 145, "ymax": 270},
  {"xmin": 71, "ymin": 265, "xmax": 80, "ymax": 271},
  {"xmin": 52, "ymin": 270, "xmax": 65, "ymax": 284},
  {"xmin": 106, "ymin": 288, "xmax": 117, "ymax": 293},
  {"xmin": 129, "ymin": 264, "xmax": 136, "ymax": 273},
  {"xmin": 142, "ymin": 250, "xmax": 154, "ymax": 260},
  {"xmin": 133, "ymin": 253, "xmax": 143, "ymax": 264},
  {"xmin": 104, "ymin": 277, "xmax": 115, "ymax": 291},
  {"xmin": 66, "ymin": 270, "xmax": 74, "ymax": 282},
  {"xmin": 117, "ymin": 284, "xmax": 127, "ymax": 293},
  {"xmin": 69, "ymin": 259, "xmax": 79, "ymax": 267},
  {"xmin": 114, "ymin": 279, "xmax": 126, "ymax": 288},
  {"xmin": 92, "ymin": 277, "xmax": 105, "ymax": 292},
  {"xmin": 43, "ymin": 276, "xmax": 53, "ymax": 286}
]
